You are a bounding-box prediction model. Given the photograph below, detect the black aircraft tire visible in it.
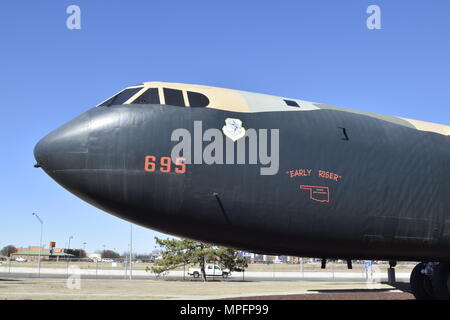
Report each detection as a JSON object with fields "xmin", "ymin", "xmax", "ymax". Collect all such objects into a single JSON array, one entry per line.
[
  {"xmin": 431, "ymin": 262, "xmax": 450, "ymax": 300},
  {"xmin": 423, "ymin": 275, "xmax": 434, "ymax": 298},
  {"xmin": 410, "ymin": 263, "xmax": 434, "ymax": 300}
]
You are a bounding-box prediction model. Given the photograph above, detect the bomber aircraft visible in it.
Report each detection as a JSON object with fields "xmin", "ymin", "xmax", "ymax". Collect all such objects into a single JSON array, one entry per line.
[{"xmin": 34, "ymin": 82, "xmax": 450, "ymax": 299}]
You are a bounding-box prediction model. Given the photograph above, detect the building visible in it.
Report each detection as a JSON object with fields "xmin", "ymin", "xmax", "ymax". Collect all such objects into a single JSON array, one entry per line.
[
  {"xmin": 11, "ymin": 246, "xmax": 74, "ymax": 261},
  {"xmin": 87, "ymin": 253, "xmax": 101, "ymax": 261}
]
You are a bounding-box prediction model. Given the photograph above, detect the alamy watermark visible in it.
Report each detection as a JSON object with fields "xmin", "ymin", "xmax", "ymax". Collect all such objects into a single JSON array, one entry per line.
[
  {"xmin": 170, "ymin": 120, "xmax": 280, "ymax": 176},
  {"xmin": 64, "ymin": 5, "xmax": 380, "ymax": 31},
  {"xmin": 66, "ymin": 265, "xmax": 81, "ymax": 290},
  {"xmin": 66, "ymin": 5, "xmax": 81, "ymax": 30},
  {"xmin": 367, "ymin": 5, "xmax": 382, "ymax": 30},
  {"xmin": 364, "ymin": 262, "xmax": 383, "ymax": 290}
]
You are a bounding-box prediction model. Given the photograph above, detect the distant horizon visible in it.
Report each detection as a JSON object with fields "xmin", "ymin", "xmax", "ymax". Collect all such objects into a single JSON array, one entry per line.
[{"xmin": 3, "ymin": 244, "xmax": 162, "ymax": 256}]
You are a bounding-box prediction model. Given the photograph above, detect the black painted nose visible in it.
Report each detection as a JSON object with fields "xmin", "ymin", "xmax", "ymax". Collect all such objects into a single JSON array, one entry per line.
[
  {"xmin": 34, "ymin": 111, "xmax": 91, "ymax": 172},
  {"xmin": 33, "ymin": 107, "xmax": 126, "ymax": 210}
]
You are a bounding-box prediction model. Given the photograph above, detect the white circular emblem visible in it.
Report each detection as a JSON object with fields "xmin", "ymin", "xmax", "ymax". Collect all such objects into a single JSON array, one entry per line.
[{"xmin": 222, "ymin": 118, "xmax": 246, "ymax": 142}]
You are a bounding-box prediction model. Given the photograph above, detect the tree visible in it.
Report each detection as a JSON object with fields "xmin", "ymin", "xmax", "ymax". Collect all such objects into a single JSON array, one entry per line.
[
  {"xmin": 1, "ymin": 245, "xmax": 17, "ymax": 257},
  {"xmin": 65, "ymin": 249, "xmax": 86, "ymax": 258},
  {"xmin": 148, "ymin": 237, "xmax": 247, "ymax": 281},
  {"xmin": 216, "ymin": 247, "xmax": 248, "ymax": 272},
  {"xmin": 133, "ymin": 253, "xmax": 153, "ymax": 262},
  {"xmin": 101, "ymin": 250, "xmax": 120, "ymax": 259}
]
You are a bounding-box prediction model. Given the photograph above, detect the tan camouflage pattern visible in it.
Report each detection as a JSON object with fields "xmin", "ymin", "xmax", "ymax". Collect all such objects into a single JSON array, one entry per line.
[{"xmin": 119, "ymin": 82, "xmax": 450, "ymax": 136}]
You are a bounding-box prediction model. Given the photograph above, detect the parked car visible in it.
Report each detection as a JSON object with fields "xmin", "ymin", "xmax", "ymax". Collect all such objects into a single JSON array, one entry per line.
[
  {"xmin": 187, "ymin": 264, "xmax": 230, "ymax": 278},
  {"xmin": 15, "ymin": 257, "xmax": 27, "ymax": 262},
  {"xmin": 273, "ymin": 258, "xmax": 283, "ymax": 264}
]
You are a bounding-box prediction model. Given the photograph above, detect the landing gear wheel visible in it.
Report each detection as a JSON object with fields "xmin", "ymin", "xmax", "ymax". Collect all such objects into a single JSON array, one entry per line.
[
  {"xmin": 423, "ymin": 275, "xmax": 434, "ymax": 298},
  {"xmin": 431, "ymin": 262, "xmax": 450, "ymax": 300},
  {"xmin": 410, "ymin": 263, "xmax": 434, "ymax": 300}
]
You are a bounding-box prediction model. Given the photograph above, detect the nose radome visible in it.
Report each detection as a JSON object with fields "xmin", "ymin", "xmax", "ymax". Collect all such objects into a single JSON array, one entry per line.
[{"xmin": 34, "ymin": 111, "xmax": 91, "ymax": 172}]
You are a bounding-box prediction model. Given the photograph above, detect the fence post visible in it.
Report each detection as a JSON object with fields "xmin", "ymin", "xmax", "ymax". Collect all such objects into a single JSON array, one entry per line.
[
  {"xmin": 300, "ymin": 257, "xmax": 304, "ymax": 279},
  {"xmin": 8, "ymin": 258, "xmax": 11, "ymax": 273},
  {"xmin": 96, "ymin": 260, "xmax": 98, "ymax": 279},
  {"xmin": 331, "ymin": 261, "xmax": 335, "ymax": 280}
]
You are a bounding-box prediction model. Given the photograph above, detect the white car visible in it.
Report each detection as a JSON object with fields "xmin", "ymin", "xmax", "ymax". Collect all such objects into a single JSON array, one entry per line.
[
  {"xmin": 187, "ymin": 264, "xmax": 230, "ymax": 278},
  {"xmin": 274, "ymin": 258, "xmax": 283, "ymax": 264},
  {"xmin": 15, "ymin": 257, "xmax": 27, "ymax": 262}
]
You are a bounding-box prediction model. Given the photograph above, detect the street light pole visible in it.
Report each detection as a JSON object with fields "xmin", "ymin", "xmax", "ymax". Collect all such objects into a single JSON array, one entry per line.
[
  {"xmin": 32, "ymin": 213, "xmax": 43, "ymax": 278},
  {"xmin": 66, "ymin": 236, "xmax": 73, "ymax": 275},
  {"xmin": 129, "ymin": 223, "xmax": 133, "ymax": 280},
  {"xmin": 68, "ymin": 236, "xmax": 73, "ymax": 256}
]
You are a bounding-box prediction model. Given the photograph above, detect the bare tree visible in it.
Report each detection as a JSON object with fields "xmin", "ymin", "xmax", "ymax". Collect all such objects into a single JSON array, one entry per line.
[{"xmin": 1, "ymin": 245, "xmax": 17, "ymax": 257}]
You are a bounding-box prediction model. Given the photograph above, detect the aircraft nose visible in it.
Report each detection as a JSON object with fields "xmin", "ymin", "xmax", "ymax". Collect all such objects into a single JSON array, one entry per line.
[{"xmin": 34, "ymin": 111, "xmax": 91, "ymax": 172}]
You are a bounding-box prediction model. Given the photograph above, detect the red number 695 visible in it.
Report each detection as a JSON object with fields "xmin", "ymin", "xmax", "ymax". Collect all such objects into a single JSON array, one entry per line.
[{"xmin": 144, "ymin": 155, "xmax": 186, "ymax": 174}]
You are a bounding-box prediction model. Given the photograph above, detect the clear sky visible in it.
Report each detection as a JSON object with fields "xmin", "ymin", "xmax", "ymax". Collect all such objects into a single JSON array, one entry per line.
[{"xmin": 1, "ymin": 1, "xmax": 449, "ymax": 254}]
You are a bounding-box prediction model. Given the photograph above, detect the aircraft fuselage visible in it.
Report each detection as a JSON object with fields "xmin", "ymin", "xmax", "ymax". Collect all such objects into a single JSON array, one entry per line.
[{"xmin": 35, "ymin": 92, "xmax": 450, "ymax": 262}]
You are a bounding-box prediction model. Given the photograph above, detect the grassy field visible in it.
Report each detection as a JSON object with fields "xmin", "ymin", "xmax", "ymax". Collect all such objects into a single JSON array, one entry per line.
[{"xmin": 0, "ymin": 277, "xmax": 404, "ymax": 300}]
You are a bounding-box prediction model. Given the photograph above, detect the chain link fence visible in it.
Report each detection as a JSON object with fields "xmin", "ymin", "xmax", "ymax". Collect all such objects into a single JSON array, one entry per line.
[{"xmin": 0, "ymin": 257, "xmax": 415, "ymax": 282}]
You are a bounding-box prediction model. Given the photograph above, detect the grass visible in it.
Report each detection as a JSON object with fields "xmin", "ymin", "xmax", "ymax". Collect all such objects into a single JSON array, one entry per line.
[{"xmin": 0, "ymin": 277, "xmax": 400, "ymax": 300}]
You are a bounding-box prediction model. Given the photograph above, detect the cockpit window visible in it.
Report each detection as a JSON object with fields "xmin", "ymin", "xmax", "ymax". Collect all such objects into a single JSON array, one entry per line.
[
  {"xmin": 163, "ymin": 88, "xmax": 185, "ymax": 107},
  {"xmin": 100, "ymin": 88, "xmax": 142, "ymax": 107},
  {"xmin": 132, "ymin": 88, "xmax": 160, "ymax": 104},
  {"xmin": 187, "ymin": 91, "xmax": 209, "ymax": 108},
  {"xmin": 284, "ymin": 99, "xmax": 300, "ymax": 107},
  {"xmin": 99, "ymin": 86, "xmax": 212, "ymax": 108}
]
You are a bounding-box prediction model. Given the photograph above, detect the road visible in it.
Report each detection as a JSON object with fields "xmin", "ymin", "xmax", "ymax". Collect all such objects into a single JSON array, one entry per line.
[{"xmin": 0, "ymin": 272, "xmax": 409, "ymax": 283}]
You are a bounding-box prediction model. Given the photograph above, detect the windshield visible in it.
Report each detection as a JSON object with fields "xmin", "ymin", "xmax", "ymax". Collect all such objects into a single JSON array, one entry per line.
[{"xmin": 99, "ymin": 87, "xmax": 142, "ymax": 106}]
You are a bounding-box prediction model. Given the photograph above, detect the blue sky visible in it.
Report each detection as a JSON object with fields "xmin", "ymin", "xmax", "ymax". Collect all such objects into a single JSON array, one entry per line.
[{"xmin": 1, "ymin": 0, "xmax": 449, "ymax": 254}]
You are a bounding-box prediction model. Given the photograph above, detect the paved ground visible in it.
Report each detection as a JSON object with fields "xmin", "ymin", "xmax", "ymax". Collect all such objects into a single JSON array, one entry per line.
[
  {"xmin": 0, "ymin": 272, "xmax": 408, "ymax": 283},
  {"xmin": 0, "ymin": 261, "xmax": 416, "ymax": 273},
  {"xmin": 0, "ymin": 277, "xmax": 413, "ymax": 300},
  {"xmin": 0, "ymin": 263, "xmax": 412, "ymax": 282},
  {"xmin": 227, "ymin": 291, "xmax": 413, "ymax": 300}
]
